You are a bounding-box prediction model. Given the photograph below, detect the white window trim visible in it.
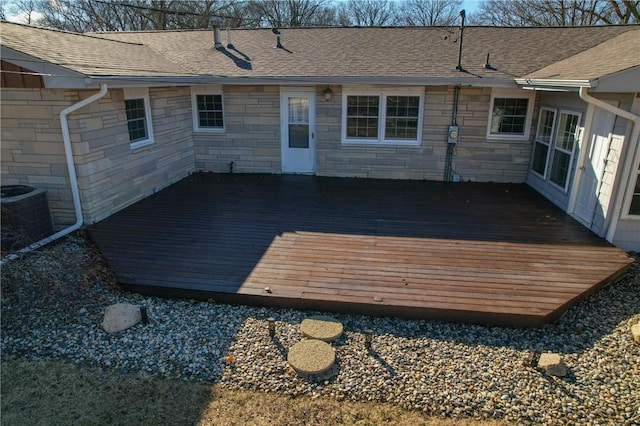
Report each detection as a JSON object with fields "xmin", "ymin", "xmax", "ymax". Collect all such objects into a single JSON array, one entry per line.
[
  {"xmin": 621, "ymin": 159, "xmax": 640, "ymax": 220},
  {"xmin": 123, "ymin": 88, "xmax": 154, "ymax": 150},
  {"xmin": 548, "ymin": 110, "xmax": 582, "ymax": 193},
  {"xmin": 341, "ymin": 89, "xmax": 424, "ymax": 146},
  {"xmin": 486, "ymin": 88, "xmax": 536, "ymax": 141},
  {"xmin": 191, "ymin": 85, "xmax": 225, "ymax": 133},
  {"xmin": 530, "ymin": 107, "xmax": 557, "ymax": 179}
]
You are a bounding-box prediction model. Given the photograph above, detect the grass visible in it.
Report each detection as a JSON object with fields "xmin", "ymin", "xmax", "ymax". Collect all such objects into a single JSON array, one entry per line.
[{"xmin": 1, "ymin": 358, "xmax": 500, "ymax": 426}]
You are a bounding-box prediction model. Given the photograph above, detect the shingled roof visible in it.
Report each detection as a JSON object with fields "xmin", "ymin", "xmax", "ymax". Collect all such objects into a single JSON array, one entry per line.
[
  {"xmin": 1, "ymin": 21, "xmax": 638, "ymax": 85},
  {"xmin": 523, "ymin": 28, "xmax": 640, "ymax": 81}
]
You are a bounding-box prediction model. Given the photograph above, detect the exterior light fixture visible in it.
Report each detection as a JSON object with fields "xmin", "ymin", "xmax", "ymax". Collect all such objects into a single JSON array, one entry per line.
[
  {"xmin": 268, "ymin": 317, "xmax": 276, "ymax": 337},
  {"xmin": 323, "ymin": 86, "xmax": 332, "ymax": 101},
  {"xmin": 364, "ymin": 329, "xmax": 374, "ymax": 350}
]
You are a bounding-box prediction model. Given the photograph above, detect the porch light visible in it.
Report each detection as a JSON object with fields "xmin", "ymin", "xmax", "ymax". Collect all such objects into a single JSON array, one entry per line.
[
  {"xmin": 364, "ymin": 329, "xmax": 374, "ymax": 350},
  {"xmin": 268, "ymin": 317, "xmax": 276, "ymax": 337},
  {"xmin": 323, "ymin": 86, "xmax": 332, "ymax": 101}
]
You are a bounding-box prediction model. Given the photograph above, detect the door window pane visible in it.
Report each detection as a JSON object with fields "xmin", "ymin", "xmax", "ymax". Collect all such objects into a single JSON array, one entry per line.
[
  {"xmin": 288, "ymin": 97, "xmax": 309, "ymax": 123},
  {"xmin": 289, "ymin": 124, "xmax": 309, "ymax": 148},
  {"xmin": 288, "ymin": 97, "xmax": 309, "ymax": 148},
  {"xmin": 549, "ymin": 112, "xmax": 580, "ymax": 189},
  {"xmin": 531, "ymin": 109, "xmax": 555, "ymax": 176},
  {"xmin": 630, "ymin": 164, "xmax": 640, "ymax": 215}
]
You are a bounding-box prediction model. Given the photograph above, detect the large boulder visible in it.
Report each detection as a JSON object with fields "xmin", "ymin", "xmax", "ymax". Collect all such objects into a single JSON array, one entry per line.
[
  {"xmin": 537, "ymin": 352, "xmax": 568, "ymax": 377},
  {"xmin": 102, "ymin": 303, "xmax": 142, "ymax": 333}
]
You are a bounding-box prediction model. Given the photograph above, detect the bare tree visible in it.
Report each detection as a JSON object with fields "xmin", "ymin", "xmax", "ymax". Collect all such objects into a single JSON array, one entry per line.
[
  {"xmin": 399, "ymin": 0, "xmax": 463, "ymax": 26},
  {"xmin": 4, "ymin": 0, "xmax": 39, "ymax": 24},
  {"xmin": 32, "ymin": 0, "xmax": 242, "ymax": 31},
  {"xmin": 242, "ymin": 0, "xmax": 336, "ymax": 27},
  {"xmin": 337, "ymin": 0, "xmax": 399, "ymax": 26},
  {"xmin": 476, "ymin": 0, "xmax": 639, "ymax": 26}
]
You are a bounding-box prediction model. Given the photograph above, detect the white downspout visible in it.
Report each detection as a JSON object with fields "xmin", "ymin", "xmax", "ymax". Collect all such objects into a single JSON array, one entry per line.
[
  {"xmin": 1, "ymin": 84, "xmax": 108, "ymax": 265},
  {"xmin": 578, "ymin": 86, "xmax": 640, "ymax": 243}
]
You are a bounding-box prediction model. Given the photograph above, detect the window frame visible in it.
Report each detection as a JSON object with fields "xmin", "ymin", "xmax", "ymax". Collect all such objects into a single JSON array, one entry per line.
[
  {"xmin": 622, "ymin": 159, "xmax": 640, "ymax": 219},
  {"xmin": 123, "ymin": 88, "xmax": 154, "ymax": 150},
  {"xmin": 341, "ymin": 89, "xmax": 424, "ymax": 146},
  {"xmin": 548, "ymin": 110, "xmax": 581, "ymax": 192},
  {"xmin": 191, "ymin": 86, "xmax": 225, "ymax": 133},
  {"xmin": 530, "ymin": 107, "xmax": 557, "ymax": 179},
  {"xmin": 486, "ymin": 89, "xmax": 536, "ymax": 141}
]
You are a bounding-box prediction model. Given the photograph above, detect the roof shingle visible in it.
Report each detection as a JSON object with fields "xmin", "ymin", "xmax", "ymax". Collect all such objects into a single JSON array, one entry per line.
[{"xmin": 1, "ymin": 22, "xmax": 638, "ymax": 82}]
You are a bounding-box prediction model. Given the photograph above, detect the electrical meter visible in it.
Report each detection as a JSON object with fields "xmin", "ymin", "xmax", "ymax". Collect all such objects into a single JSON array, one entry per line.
[{"xmin": 447, "ymin": 125, "xmax": 459, "ymax": 144}]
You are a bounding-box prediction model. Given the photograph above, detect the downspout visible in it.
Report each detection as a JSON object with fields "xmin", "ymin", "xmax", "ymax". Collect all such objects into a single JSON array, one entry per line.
[
  {"xmin": 1, "ymin": 83, "xmax": 108, "ymax": 265},
  {"xmin": 578, "ymin": 86, "xmax": 640, "ymax": 243}
]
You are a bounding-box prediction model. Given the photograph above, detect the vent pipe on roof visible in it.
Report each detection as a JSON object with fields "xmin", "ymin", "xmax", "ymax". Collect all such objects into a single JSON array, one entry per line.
[
  {"xmin": 211, "ymin": 17, "xmax": 223, "ymax": 50},
  {"xmin": 226, "ymin": 27, "xmax": 234, "ymax": 49},
  {"xmin": 456, "ymin": 10, "xmax": 465, "ymax": 71}
]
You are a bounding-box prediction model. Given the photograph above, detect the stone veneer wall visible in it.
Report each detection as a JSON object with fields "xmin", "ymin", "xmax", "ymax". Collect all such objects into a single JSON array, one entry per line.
[
  {"xmin": 1, "ymin": 87, "xmax": 195, "ymax": 228},
  {"xmin": 193, "ymin": 86, "xmax": 281, "ymax": 173},
  {"xmin": 3, "ymin": 84, "xmax": 537, "ymax": 230},
  {"xmin": 1, "ymin": 88, "xmax": 76, "ymax": 227},
  {"xmin": 71, "ymin": 87, "xmax": 195, "ymax": 225},
  {"xmin": 194, "ymin": 85, "xmax": 535, "ymax": 182}
]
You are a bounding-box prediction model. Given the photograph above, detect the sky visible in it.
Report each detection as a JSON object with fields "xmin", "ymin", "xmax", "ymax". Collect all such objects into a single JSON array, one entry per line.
[
  {"xmin": 5, "ymin": 1, "xmax": 486, "ymax": 25},
  {"xmin": 461, "ymin": 0, "xmax": 483, "ymax": 15}
]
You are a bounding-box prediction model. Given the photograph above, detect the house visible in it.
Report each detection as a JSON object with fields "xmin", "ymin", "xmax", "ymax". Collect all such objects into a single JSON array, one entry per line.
[{"xmin": 1, "ymin": 21, "xmax": 639, "ymax": 251}]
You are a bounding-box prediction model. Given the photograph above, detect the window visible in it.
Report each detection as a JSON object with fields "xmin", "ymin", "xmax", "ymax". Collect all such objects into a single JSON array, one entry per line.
[
  {"xmin": 123, "ymin": 88, "xmax": 153, "ymax": 150},
  {"xmin": 549, "ymin": 112, "xmax": 580, "ymax": 189},
  {"xmin": 628, "ymin": 163, "xmax": 640, "ymax": 216},
  {"xmin": 486, "ymin": 89, "xmax": 535, "ymax": 141},
  {"xmin": 342, "ymin": 90, "xmax": 423, "ymax": 145},
  {"xmin": 530, "ymin": 108, "xmax": 581, "ymax": 192},
  {"xmin": 346, "ymin": 96, "xmax": 379, "ymax": 139},
  {"xmin": 531, "ymin": 108, "xmax": 556, "ymax": 177},
  {"xmin": 191, "ymin": 86, "xmax": 225, "ymax": 132}
]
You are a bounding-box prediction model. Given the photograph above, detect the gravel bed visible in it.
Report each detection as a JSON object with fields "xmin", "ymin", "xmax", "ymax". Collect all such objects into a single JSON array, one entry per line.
[{"xmin": 2, "ymin": 234, "xmax": 639, "ymax": 424}]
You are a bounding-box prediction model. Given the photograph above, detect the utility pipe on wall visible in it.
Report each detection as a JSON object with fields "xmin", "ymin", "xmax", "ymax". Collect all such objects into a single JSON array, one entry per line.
[
  {"xmin": 1, "ymin": 83, "xmax": 108, "ymax": 266},
  {"xmin": 578, "ymin": 86, "xmax": 640, "ymax": 243}
]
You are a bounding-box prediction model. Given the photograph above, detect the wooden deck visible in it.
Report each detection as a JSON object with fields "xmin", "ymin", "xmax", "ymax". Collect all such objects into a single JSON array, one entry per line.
[{"xmin": 88, "ymin": 173, "xmax": 634, "ymax": 327}]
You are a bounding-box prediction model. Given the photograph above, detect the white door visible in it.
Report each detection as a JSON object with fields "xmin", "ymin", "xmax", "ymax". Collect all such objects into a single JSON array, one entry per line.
[
  {"xmin": 574, "ymin": 106, "xmax": 617, "ymax": 225},
  {"xmin": 281, "ymin": 91, "xmax": 315, "ymax": 173}
]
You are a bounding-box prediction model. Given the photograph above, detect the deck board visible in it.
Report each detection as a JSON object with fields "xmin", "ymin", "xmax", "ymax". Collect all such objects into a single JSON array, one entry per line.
[{"xmin": 87, "ymin": 173, "xmax": 633, "ymax": 327}]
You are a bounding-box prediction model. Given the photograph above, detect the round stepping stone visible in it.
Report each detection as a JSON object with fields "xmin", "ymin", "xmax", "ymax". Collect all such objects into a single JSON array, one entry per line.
[
  {"xmin": 300, "ymin": 316, "xmax": 343, "ymax": 342},
  {"xmin": 288, "ymin": 339, "xmax": 335, "ymax": 375}
]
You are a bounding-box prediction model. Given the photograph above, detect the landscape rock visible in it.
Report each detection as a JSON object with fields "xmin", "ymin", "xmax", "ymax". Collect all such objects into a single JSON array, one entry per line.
[
  {"xmin": 102, "ymin": 303, "xmax": 142, "ymax": 333},
  {"xmin": 300, "ymin": 316, "xmax": 343, "ymax": 342},
  {"xmin": 537, "ymin": 352, "xmax": 567, "ymax": 377},
  {"xmin": 632, "ymin": 323, "xmax": 640, "ymax": 344},
  {"xmin": 288, "ymin": 339, "xmax": 336, "ymax": 375}
]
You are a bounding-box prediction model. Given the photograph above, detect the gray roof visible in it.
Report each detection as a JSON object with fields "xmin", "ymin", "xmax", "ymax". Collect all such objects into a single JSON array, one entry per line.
[
  {"xmin": 1, "ymin": 22, "xmax": 638, "ymax": 84},
  {"xmin": 523, "ymin": 28, "xmax": 640, "ymax": 81}
]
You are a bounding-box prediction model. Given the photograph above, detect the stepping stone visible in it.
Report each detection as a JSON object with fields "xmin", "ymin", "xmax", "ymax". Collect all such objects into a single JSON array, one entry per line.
[
  {"xmin": 300, "ymin": 316, "xmax": 343, "ymax": 342},
  {"xmin": 288, "ymin": 339, "xmax": 335, "ymax": 375}
]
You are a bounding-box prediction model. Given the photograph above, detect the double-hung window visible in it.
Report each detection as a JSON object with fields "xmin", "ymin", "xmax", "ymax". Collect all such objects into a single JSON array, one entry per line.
[
  {"xmin": 627, "ymin": 163, "xmax": 640, "ymax": 216},
  {"xmin": 530, "ymin": 108, "xmax": 582, "ymax": 192},
  {"xmin": 486, "ymin": 89, "xmax": 535, "ymax": 141},
  {"xmin": 123, "ymin": 88, "xmax": 154, "ymax": 150},
  {"xmin": 191, "ymin": 86, "xmax": 225, "ymax": 132},
  {"xmin": 342, "ymin": 89, "xmax": 423, "ymax": 145}
]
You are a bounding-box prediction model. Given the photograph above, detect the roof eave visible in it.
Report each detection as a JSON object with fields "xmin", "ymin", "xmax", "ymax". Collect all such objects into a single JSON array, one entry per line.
[
  {"xmin": 515, "ymin": 77, "xmax": 595, "ymax": 91},
  {"xmin": 1, "ymin": 46, "xmax": 88, "ymax": 89},
  {"xmin": 87, "ymin": 75, "xmax": 519, "ymax": 88}
]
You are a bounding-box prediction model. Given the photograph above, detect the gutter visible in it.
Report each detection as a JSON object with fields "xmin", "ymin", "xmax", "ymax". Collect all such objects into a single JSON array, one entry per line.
[
  {"xmin": 89, "ymin": 75, "xmax": 519, "ymax": 89},
  {"xmin": 578, "ymin": 86, "xmax": 640, "ymax": 243},
  {"xmin": 515, "ymin": 78, "xmax": 594, "ymax": 88},
  {"xmin": 1, "ymin": 84, "xmax": 109, "ymax": 265}
]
